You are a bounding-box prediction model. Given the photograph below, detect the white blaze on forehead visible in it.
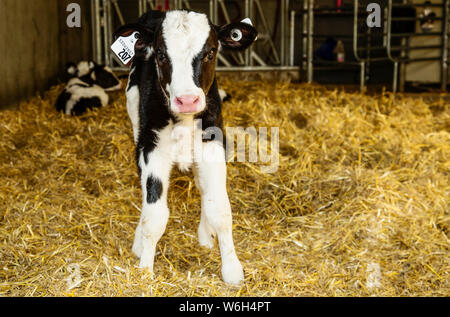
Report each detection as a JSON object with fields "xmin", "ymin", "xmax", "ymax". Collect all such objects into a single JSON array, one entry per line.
[
  {"xmin": 162, "ymin": 11, "xmax": 211, "ymax": 59},
  {"xmin": 161, "ymin": 11, "xmax": 211, "ymax": 106}
]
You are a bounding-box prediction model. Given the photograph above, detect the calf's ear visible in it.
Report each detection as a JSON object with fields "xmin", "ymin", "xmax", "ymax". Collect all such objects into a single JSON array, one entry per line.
[
  {"xmin": 113, "ymin": 23, "xmax": 154, "ymax": 52},
  {"xmin": 217, "ymin": 19, "xmax": 258, "ymax": 51},
  {"xmin": 65, "ymin": 62, "xmax": 78, "ymax": 76}
]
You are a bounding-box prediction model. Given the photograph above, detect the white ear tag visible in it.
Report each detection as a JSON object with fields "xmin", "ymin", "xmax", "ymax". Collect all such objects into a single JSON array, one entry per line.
[
  {"xmin": 241, "ymin": 18, "xmax": 253, "ymax": 26},
  {"xmin": 111, "ymin": 31, "xmax": 140, "ymax": 66}
]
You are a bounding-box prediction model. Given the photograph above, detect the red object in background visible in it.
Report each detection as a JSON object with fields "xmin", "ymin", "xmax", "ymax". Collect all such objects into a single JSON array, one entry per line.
[
  {"xmin": 156, "ymin": 0, "xmax": 170, "ymax": 11},
  {"xmin": 156, "ymin": 0, "xmax": 162, "ymax": 11},
  {"xmin": 337, "ymin": 0, "xmax": 342, "ymax": 12}
]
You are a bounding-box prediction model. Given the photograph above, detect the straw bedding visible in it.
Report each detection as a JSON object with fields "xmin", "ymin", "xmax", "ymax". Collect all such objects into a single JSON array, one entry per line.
[{"xmin": 0, "ymin": 77, "xmax": 448, "ymax": 297}]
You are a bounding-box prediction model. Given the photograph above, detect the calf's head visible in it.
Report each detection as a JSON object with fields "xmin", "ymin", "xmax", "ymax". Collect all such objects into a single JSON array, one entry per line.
[{"xmin": 114, "ymin": 10, "xmax": 257, "ymax": 115}]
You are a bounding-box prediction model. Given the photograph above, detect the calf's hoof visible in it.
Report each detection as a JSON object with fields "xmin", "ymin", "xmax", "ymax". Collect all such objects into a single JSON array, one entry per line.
[{"xmin": 222, "ymin": 259, "xmax": 244, "ymax": 286}]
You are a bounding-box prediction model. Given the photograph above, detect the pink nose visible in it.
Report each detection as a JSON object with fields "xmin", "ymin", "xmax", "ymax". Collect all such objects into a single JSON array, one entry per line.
[{"xmin": 174, "ymin": 95, "xmax": 201, "ymax": 113}]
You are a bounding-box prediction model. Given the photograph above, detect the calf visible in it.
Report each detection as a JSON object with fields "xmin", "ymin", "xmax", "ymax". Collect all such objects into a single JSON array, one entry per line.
[
  {"xmin": 56, "ymin": 61, "xmax": 122, "ymax": 116},
  {"xmin": 114, "ymin": 10, "xmax": 257, "ymax": 284}
]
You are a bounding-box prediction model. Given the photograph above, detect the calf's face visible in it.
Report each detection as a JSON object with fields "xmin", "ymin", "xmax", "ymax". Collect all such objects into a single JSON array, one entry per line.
[
  {"xmin": 155, "ymin": 11, "xmax": 218, "ymax": 114},
  {"xmin": 114, "ymin": 10, "xmax": 257, "ymax": 115}
]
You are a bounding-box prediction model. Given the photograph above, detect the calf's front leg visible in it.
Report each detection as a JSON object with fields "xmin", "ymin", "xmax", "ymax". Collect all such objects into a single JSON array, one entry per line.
[
  {"xmin": 133, "ymin": 149, "xmax": 173, "ymax": 272},
  {"xmin": 195, "ymin": 141, "xmax": 244, "ymax": 285}
]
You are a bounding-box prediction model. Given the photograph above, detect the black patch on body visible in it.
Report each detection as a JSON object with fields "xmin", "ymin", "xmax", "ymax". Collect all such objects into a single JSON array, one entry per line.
[
  {"xmin": 71, "ymin": 97, "xmax": 103, "ymax": 116},
  {"xmin": 56, "ymin": 90, "xmax": 71, "ymax": 113},
  {"xmin": 133, "ymin": 56, "xmax": 174, "ymax": 170},
  {"xmin": 93, "ymin": 65, "xmax": 120, "ymax": 89},
  {"xmin": 146, "ymin": 175, "xmax": 163, "ymax": 204},
  {"xmin": 191, "ymin": 52, "xmax": 204, "ymax": 88},
  {"xmin": 76, "ymin": 64, "xmax": 119, "ymax": 90},
  {"xmin": 127, "ymin": 67, "xmax": 140, "ymax": 92}
]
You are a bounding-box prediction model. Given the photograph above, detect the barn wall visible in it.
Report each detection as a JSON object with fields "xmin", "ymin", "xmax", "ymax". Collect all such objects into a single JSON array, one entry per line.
[{"xmin": 0, "ymin": 0, "xmax": 92, "ymax": 110}]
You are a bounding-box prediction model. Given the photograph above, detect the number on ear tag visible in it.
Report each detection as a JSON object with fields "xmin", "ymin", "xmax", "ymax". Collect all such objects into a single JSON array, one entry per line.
[{"xmin": 111, "ymin": 31, "xmax": 140, "ymax": 66}]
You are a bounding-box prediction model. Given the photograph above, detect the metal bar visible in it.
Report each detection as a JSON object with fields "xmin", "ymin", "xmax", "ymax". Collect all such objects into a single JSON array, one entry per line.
[
  {"xmin": 393, "ymin": 61, "xmax": 398, "ymax": 93},
  {"xmin": 391, "ymin": 16, "xmax": 444, "ymax": 21},
  {"xmin": 313, "ymin": 60, "xmax": 368, "ymax": 66},
  {"xmin": 244, "ymin": 0, "xmax": 251, "ymax": 66},
  {"xmin": 218, "ymin": 54, "xmax": 232, "ymax": 67},
  {"xmin": 298, "ymin": 7, "xmax": 368, "ymax": 13},
  {"xmin": 389, "ymin": 32, "xmax": 443, "ymax": 37},
  {"xmin": 390, "ymin": 57, "xmax": 442, "ymax": 63},
  {"xmin": 213, "ymin": 0, "xmax": 218, "ymax": 24},
  {"xmin": 353, "ymin": 0, "xmax": 361, "ymax": 62},
  {"xmin": 313, "ymin": 34, "xmax": 365, "ymax": 38},
  {"xmin": 107, "ymin": 0, "xmax": 114, "ymax": 66},
  {"xmin": 302, "ymin": 0, "xmax": 308, "ymax": 77},
  {"xmin": 399, "ymin": 36, "xmax": 407, "ymax": 92},
  {"xmin": 307, "ymin": 0, "xmax": 314, "ymax": 83},
  {"xmin": 182, "ymin": 0, "xmax": 191, "ymax": 10},
  {"xmin": 217, "ymin": 0, "xmax": 231, "ymax": 23},
  {"xmin": 358, "ymin": 45, "xmax": 443, "ymax": 51},
  {"xmin": 209, "ymin": 0, "xmax": 215, "ymax": 24},
  {"xmin": 251, "ymin": 51, "xmax": 267, "ymax": 66},
  {"xmin": 94, "ymin": 0, "xmax": 103, "ymax": 64},
  {"xmin": 138, "ymin": 0, "xmax": 144, "ymax": 16},
  {"xmin": 102, "ymin": 0, "xmax": 111, "ymax": 67},
  {"xmin": 360, "ymin": 62, "xmax": 365, "ymax": 92},
  {"xmin": 392, "ymin": 3, "xmax": 443, "ymax": 7},
  {"xmin": 111, "ymin": 0, "xmax": 125, "ymax": 26},
  {"xmin": 386, "ymin": 0, "xmax": 397, "ymax": 92},
  {"xmin": 442, "ymin": 0, "xmax": 449, "ymax": 91},
  {"xmin": 290, "ymin": 10, "xmax": 296, "ymax": 67},
  {"xmin": 280, "ymin": 0, "xmax": 287, "ymax": 66},
  {"xmin": 254, "ymin": 0, "xmax": 280, "ymax": 64},
  {"xmin": 91, "ymin": 0, "xmax": 98, "ymax": 63}
]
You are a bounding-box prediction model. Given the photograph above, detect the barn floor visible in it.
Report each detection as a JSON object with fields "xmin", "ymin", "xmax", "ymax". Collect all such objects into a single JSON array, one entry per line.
[{"xmin": 0, "ymin": 78, "xmax": 448, "ymax": 297}]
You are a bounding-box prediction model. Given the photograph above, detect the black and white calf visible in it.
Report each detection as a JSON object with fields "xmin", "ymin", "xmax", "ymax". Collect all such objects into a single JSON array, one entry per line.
[
  {"xmin": 114, "ymin": 10, "xmax": 257, "ymax": 284},
  {"xmin": 56, "ymin": 61, "xmax": 122, "ymax": 116}
]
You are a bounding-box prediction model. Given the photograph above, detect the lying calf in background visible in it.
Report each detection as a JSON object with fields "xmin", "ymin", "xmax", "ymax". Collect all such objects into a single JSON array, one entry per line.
[{"xmin": 56, "ymin": 61, "xmax": 122, "ymax": 116}]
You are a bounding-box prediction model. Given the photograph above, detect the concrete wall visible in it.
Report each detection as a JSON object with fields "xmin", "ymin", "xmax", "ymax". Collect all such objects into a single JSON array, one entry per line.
[{"xmin": 0, "ymin": 0, "xmax": 92, "ymax": 109}]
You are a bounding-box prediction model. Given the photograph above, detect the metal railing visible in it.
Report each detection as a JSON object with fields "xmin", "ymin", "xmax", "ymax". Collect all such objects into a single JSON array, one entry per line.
[
  {"xmin": 385, "ymin": 0, "xmax": 450, "ymax": 92},
  {"xmin": 302, "ymin": 0, "xmax": 449, "ymax": 92}
]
